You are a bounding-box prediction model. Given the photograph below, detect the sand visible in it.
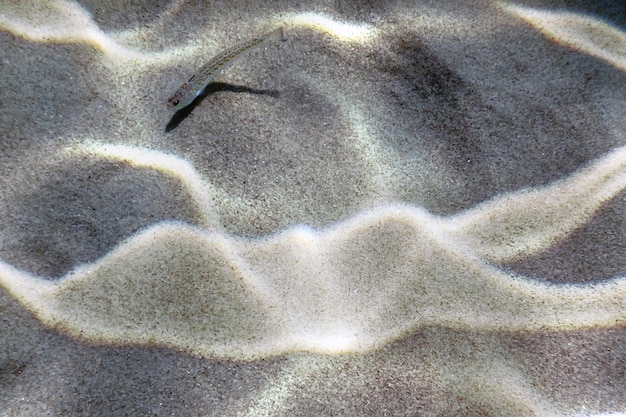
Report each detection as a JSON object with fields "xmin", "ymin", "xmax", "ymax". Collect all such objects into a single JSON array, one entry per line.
[{"xmin": 0, "ymin": 0, "xmax": 624, "ymax": 416}]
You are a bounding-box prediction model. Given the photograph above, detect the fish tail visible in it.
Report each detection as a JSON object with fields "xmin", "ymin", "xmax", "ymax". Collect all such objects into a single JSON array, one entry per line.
[{"xmin": 267, "ymin": 27, "xmax": 286, "ymax": 42}]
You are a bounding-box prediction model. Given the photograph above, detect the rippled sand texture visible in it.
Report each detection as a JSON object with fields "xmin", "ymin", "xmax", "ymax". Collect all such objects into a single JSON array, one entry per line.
[{"xmin": 1, "ymin": 1, "xmax": 625, "ymax": 416}]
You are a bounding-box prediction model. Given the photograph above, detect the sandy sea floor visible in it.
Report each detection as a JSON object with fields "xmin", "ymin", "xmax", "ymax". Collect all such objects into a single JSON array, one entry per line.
[{"xmin": 0, "ymin": 0, "xmax": 625, "ymax": 416}]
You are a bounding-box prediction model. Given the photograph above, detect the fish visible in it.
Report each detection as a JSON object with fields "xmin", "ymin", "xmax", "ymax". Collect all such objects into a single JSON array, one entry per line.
[{"xmin": 167, "ymin": 27, "xmax": 286, "ymax": 111}]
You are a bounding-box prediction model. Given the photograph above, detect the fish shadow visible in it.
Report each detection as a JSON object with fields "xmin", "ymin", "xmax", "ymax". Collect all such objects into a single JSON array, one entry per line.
[{"xmin": 165, "ymin": 82, "xmax": 280, "ymax": 132}]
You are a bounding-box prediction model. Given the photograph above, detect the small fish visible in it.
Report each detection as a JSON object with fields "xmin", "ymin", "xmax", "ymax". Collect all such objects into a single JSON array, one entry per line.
[{"xmin": 167, "ymin": 27, "xmax": 286, "ymax": 111}]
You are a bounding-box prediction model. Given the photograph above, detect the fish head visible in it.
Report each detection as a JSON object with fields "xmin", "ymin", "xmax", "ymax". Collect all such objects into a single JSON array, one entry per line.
[{"xmin": 167, "ymin": 82, "xmax": 193, "ymax": 111}]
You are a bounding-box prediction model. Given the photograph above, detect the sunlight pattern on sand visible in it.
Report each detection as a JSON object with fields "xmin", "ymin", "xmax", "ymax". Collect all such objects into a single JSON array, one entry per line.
[
  {"xmin": 1, "ymin": 1, "xmax": 625, "ymax": 415},
  {"xmin": 286, "ymin": 12, "xmax": 378, "ymax": 42},
  {"xmin": 1, "ymin": 143, "xmax": 624, "ymax": 360},
  {"xmin": 503, "ymin": 3, "xmax": 626, "ymax": 73},
  {"xmin": 0, "ymin": 0, "xmax": 148, "ymax": 61}
]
